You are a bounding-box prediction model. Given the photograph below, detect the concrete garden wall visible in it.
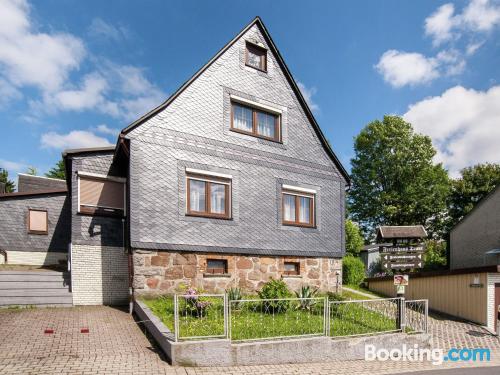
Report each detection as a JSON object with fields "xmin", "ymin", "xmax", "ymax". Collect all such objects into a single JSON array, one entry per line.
[{"xmin": 134, "ymin": 299, "xmax": 432, "ymax": 366}]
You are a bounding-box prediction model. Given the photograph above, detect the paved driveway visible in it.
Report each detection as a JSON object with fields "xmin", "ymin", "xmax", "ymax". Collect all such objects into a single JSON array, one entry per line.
[{"xmin": 1, "ymin": 306, "xmax": 500, "ymax": 374}]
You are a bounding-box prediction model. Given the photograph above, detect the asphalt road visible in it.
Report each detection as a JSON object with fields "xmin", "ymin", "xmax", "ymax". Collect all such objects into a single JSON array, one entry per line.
[{"xmin": 409, "ymin": 366, "xmax": 500, "ymax": 374}]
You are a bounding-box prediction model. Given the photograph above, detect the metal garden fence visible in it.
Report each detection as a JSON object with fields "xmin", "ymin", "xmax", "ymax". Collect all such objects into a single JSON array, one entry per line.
[
  {"xmin": 228, "ymin": 297, "xmax": 327, "ymax": 341},
  {"xmin": 171, "ymin": 294, "xmax": 428, "ymax": 342},
  {"xmin": 403, "ymin": 299, "xmax": 428, "ymax": 334},
  {"xmin": 329, "ymin": 297, "xmax": 402, "ymax": 337}
]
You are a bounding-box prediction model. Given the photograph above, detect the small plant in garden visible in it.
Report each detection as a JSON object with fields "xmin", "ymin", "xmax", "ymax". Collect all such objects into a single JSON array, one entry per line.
[
  {"xmin": 182, "ymin": 286, "xmax": 212, "ymax": 318},
  {"xmin": 258, "ymin": 278, "xmax": 292, "ymax": 313},
  {"xmin": 294, "ymin": 285, "xmax": 319, "ymax": 310},
  {"xmin": 226, "ymin": 287, "xmax": 242, "ymax": 309}
]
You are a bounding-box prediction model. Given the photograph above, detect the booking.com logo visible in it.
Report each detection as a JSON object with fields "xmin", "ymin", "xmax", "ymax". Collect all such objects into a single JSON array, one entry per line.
[{"xmin": 365, "ymin": 344, "xmax": 491, "ymax": 365}]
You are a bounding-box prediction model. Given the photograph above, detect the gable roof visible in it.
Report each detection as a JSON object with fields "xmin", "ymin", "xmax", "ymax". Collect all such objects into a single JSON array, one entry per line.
[
  {"xmin": 451, "ymin": 183, "xmax": 500, "ymax": 233},
  {"xmin": 119, "ymin": 17, "xmax": 350, "ymax": 184},
  {"xmin": 376, "ymin": 225, "xmax": 428, "ymax": 240}
]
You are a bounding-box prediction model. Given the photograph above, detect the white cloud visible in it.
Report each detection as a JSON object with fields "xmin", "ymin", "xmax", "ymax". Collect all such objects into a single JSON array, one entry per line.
[
  {"xmin": 297, "ymin": 81, "xmax": 319, "ymax": 112},
  {"xmin": 425, "ymin": 0, "xmax": 500, "ymax": 46},
  {"xmin": 375, "ymin": 50, "xmax": 440, "ymax": 88},
  {"xmin": 44, "ymin": 73, "xmax": 108, "ymax": 112},
  {"xmin": 94, "ymin": 124, "xmax": 120, "ymax": 136},
  {"xmin": 403, "ymin": 85, "xmax": 500, "ymax": 176},
  {"xmin": 375, "ymin": 49, "xmax": 467, "ymax": 88},
  {"xmin": 0, "ymin": 78, "xmax": 22, "ymax": 107},
  {"xmin": 40, "ymin": 130, "xmax": 112, "ymax": 150},
  {"xmin": 0, "ymin": 0, "xmax": 85, "ymax": 93},
  {"xmin": 425, "ymin": 3, "xmax": 457, "ymax": 46},
  {"xmin": 88, "ymin": 18, "xmax": 129, "ymax": 42},
  {"xmin": 0, "ymin": 159, "xmax": 27, "ymax": 172}
]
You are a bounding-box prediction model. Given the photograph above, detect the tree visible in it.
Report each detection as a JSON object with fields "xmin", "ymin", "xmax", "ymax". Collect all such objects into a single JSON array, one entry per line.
[
  {"xmin": 26, "ymin": 166, "xmax": 37, "ymax": 175},
  {"xmin": 348, "ymin": 116, "xmax": 450, "ymax": 239},
  {"xmin": 448, "ymin": 163, "xmax": 500, "ymax": 228},
  {"xmin": 45, "ymin": 159, "xmax": 66, "ymax": 180},
  {"xmin": 345, "ymin": 219, "xmax": 364, "ymax": 256},
  {"xmin": 0, "ymin": 168, "xmax": 15, "ymax": 193},
  {"xmin": 423, "ymin": 240, "xmax": 447, "ymax": 270}
]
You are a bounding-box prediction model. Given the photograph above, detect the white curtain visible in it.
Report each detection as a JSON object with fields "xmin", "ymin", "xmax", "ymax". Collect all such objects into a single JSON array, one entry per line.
[
  {"xmin": 283, "ymin": 194, "xmax": 295, "ymax": 221},
  {"xmin": 257, "ymin": 112, "xmax": 275, "ymax": 138},
  {"xmin": 210, "ymin": 183, "xmax": 225, "ymax": 214},
  {"xmin": 298, "ymin": 196, "xmax": 311, "ymax": 223},
  {"xmin": 189, "ymin": 180, "xmax": 205, "ymax": 211},
  {"xmin": 233, "ymin": 104, "xmax": 253, "ymax": 132}
]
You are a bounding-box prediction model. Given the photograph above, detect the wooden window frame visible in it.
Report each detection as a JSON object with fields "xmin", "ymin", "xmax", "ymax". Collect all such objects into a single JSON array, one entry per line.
[
  {"xmin": 77, "ymin": 175, "xmax": 126, "ymax": 217},
  {"xmin": 282, "ymin": 190, "xmax": 315, "ymax": 228},
  {"xmin": 245, "ymin": 41, "xmax": 267, "ymax": 72},
  {"xmin": 230, "ymin": 102, "xmax": 281, "ymax": 143},
  {"xmin": 186, "ymin": 173, "xmax": 231, "ymax": 219},
  {"xmin": 206, "ymin": 259, "xmax": 228, "ymax": 275},
  {"xmin": 283, "ymin": 261, "xmax": 300, "ymax": 276},
  {"xmin": 27, "ymin": 209, "xmax": 48, "ymax": 235}
]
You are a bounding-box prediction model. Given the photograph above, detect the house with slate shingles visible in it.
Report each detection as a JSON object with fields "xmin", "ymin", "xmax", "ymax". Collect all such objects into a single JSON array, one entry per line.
[{"xmin": 0, "ymin": 17, "xmax": 349, "ymax": 305}]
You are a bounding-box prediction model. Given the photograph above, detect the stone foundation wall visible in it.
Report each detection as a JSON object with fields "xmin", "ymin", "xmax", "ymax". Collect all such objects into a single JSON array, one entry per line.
[{"xmin": 133, "ymin": 250, "xmax": 342, "ymax": 294}]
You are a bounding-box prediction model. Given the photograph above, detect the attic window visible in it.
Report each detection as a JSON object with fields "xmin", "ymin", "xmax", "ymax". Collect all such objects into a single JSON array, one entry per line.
[{"xmin": 245, "ymin": 41, "xmax": 267, "ymax": 72}]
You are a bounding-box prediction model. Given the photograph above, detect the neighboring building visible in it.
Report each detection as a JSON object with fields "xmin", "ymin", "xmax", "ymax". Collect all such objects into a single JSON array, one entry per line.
[
  {"xmin": 450, "ymin": 184, "xmax": 500, "ymax": 270},
  {"xmin": 0, "ymin": 17, "xmax": 349, "ymax": 305},
  {"xmin": 17, "ymin": 173, "xmax": 67, "ymax": 193},
  {"xmin": 360, "ymin": 244, "xmax": 386, "ymax": 276}
]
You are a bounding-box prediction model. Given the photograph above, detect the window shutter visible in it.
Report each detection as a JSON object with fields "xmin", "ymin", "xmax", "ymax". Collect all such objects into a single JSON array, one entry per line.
[
  {"xmin": 29, "ymin": 210, "xmax": 47, "ymax": 233},
  {"xmin": 79, "ymin": 177, "xmax": 124, "ymax": 210}
]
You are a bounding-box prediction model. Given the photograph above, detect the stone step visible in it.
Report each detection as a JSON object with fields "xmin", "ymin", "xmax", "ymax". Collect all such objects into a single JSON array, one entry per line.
[
  {"xmin": 0, "ymin": 295, "xmax": 73, "ymax": 306},
  {"xmin": 0, "ymin": 273, "xmax": 70, "ymax": 282},
  {"xmin": 0, "ymin": 281, "xmax": 70, "ymax": 289},
  {"xmin": 0, "ymin": 289, "xmax": 72, "ymax": 297}
]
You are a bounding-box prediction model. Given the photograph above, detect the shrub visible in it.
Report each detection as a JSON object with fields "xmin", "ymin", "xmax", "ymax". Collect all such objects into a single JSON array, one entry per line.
[
  {"xmin": 258, "ymin": 278, "xmax": 292, "ymax": 312},
  {"xmin": 181, "ymin": 287, "xmax": 212, "ymax": 317},
  {"xmin": 342, "ymin": 256, "xmax": 365, "ymax": 286},
  {"xmin": 295, "ymin": 285, "xmax": 319, "ymax": 310},
  {"xmin": 226, "ymin": 287, "xmax": 242, "ymax": 309}
]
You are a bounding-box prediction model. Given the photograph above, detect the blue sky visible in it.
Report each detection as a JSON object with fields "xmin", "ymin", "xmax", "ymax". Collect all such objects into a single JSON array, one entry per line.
[{"xmin": 1, "ymin": 0, "xmax": 499, "ymax": 184}]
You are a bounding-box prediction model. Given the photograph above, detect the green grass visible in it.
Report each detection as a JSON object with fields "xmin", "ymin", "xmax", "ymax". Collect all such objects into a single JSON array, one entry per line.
[
  {"xmin": 344, "ymin": 284, "xmax": 385, "ymax": 298},
  {"xmin": 142, "ymin": 295, "xmax": 398, "ymax": 341},
  {"xmin": 330, "ymin": 300, "xmax": 398, "ymax": 337}
]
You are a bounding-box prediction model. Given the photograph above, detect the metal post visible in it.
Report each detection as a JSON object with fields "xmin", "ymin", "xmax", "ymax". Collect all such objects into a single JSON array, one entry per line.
[
  {"xmin": 425, "ymin": 300, "xmax": 429, "ymax": 334},
  {"xmin": 223, "ymin": 293, "xmax": 228, "ymax": 339},
  {"xmin": 324, "ymin": 297, "xmax": 330, "ymax": 337},
  {"xmin": 174, "ymin": 294, "xmax": 179, "ymax": 342},
  {"xmin": 228, "ymin": 296, "xmax": 232, "ymax": 340},
  {"xmin": 396, "ymin": 297, "xmax": 405, "ymax": 331}
]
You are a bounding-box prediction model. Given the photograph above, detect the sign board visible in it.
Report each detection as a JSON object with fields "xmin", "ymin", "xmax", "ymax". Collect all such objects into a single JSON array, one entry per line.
[
  {"xmin": 381, "ymin": 253, "xmax": 423, "ymax": 262},
  {"xmin": 379, "ymin": 245, "xmax": 425, "ymax": 253},
  {"xmin": 394, "ymin": 274, "xmax": 409, "ymax": 286},
  {"xmin": 383, "ymin": 261, "xmax": 422, "ymax": 270},
  {"xmin": 396, "ymin": 285, "xmax": 405, "ymax": 295}
]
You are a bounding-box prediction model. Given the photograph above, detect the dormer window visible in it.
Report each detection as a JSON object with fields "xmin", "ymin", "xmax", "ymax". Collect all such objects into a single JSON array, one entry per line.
[
  {"xmin": 245, "ymin": 41, "xmax": 267, "ymax": 72},
  {"xmin": 230, "ymin": 100, "xmax": 281, "ymax": 142}
]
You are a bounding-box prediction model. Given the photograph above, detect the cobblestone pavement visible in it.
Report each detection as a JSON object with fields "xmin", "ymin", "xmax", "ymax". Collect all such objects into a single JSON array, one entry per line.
[{"xmin": 0, "ymin": 306, "xmax": 499, "ymax": 374}]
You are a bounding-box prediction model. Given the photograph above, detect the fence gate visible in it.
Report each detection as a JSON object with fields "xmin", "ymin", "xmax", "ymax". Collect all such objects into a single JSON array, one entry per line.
[{"xmin": 403, "ymin": 299, "xmax": 428, "ymax": 334}]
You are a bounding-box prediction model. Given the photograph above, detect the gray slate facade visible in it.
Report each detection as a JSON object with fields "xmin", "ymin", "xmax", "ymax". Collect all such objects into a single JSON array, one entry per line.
[
  {"xmin": 17, "ymin": 174, "xmax": 66, "ymax": 193},
  {"xmin": 450, "ymin": 185, "xmax": 500, "ymax": 270},
  {"xmin": 124, "ymin": 21, "xmax": 347, "ymax": 258},
  {"xmin": 66, "ymin": 150, "xmax": 125, "ymax": 248},
  {"xmin": 0, "ymin": 192, "xmax": 70, "ymax": 253}
]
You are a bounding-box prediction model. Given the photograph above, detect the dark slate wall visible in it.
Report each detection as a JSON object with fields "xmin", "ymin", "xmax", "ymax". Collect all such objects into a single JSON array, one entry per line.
[
  {"xmin": 68, "ymin": 152, "xmax": 125, "ymax": 248},
  {"xmin": 17, "ymin": 174, "xmax": 66, "ymax": 193},
  {"xmin": 125, "ymin": 24, "xmax": 347, "ymax": 258},
  {"xmin": 450, "ymin": 187, "xmax": 500, "ymax": 269},
  {"xmin": 0, "ymin": 193, "xmax": 70, "ymax": 253}
]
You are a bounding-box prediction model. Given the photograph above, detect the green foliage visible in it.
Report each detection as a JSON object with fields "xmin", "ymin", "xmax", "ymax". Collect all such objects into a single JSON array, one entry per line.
[
  {"xmin": 342, "ymin": 256, "xmax": 365, "ymax": 286},
  {"xmin": 448, "ymin": 163, "xmax": 500, "ymax": 229},
  {"xmin": 226, "ymin": 287, "xmax": 242, "ymax": 309},
  {"xmin": 294, "ymin": 285, "xmax": 319, "ymax": 310},
  {"xmin": 258, "ymin": 278, "xmax": 292, "ymax": 312},
  {"xmin": 26, "ymin": 166, "xmax": 37, "ymax": 175},
  {"xmin": 345, "ymin": 219, "xmax": 364, "ymax": 255},
  {"xmin": 0, "ymin": 168, "xmax": 15, "ymax": 193},
  {"xmin": 45, "ymin": 159, "xmax": 66, "ymax": 180},
  {"xmin": 423, "ymin": 240, "xmax": 447, "ymax": 270},
  {"xmin": 348, "ymin": 116, "xmax": 450, "ymax": 239}
]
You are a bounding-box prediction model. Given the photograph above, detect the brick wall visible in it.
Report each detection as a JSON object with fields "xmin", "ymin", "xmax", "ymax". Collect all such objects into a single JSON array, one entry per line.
[
  {"xmin": 133, "ymin": 250, "xmax": 342, "ymax": 294},
  {"xmin": 71, "ymin": 244, "xmax": 129, "ymax": 305},
  {"xmin": 1, "ymin": 250, "xmax": 66, "ymax": 266}
]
